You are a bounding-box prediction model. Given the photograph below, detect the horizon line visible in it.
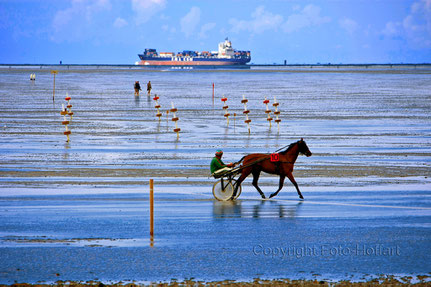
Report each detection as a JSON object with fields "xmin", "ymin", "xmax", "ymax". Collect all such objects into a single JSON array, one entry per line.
[{"xmin": 1, "ymin": 63, "xmax": 431, "ymax": 67}]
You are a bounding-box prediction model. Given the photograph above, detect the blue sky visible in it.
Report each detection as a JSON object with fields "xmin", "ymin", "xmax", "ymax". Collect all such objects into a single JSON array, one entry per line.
[{"xmin": 1, "ymin": 0, "xmax": 430, "ymax": 64}]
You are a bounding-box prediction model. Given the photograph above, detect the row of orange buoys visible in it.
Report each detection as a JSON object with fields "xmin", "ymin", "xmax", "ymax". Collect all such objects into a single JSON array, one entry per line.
[
  {"xmin": 152, "ymin": 94, "xmax": 181, "ymax": 139},
  {"xmin": 221, "ymin": 96, "xmax": 230, "ymax": 125},
  {"xmin": 220, "ymin": 95, "xmax": 282, "ymax": 133},
  {"xmin": 60, "ymin": 93, "xmax": 74, "ymax": 142},
  {"xmin": 153, "ymin": 94, "xmax": 162, "ymax": 120},
  {"xmin": 170, "ymin": 102, "xmax": 181, "ymax": 139},
  {"xmin": 273, "ymin": 96, "xmax": 281, "ymax": 131},
  {"xmin": 263, "ymin": 97, "xmax": 272, "ymax": 128}
]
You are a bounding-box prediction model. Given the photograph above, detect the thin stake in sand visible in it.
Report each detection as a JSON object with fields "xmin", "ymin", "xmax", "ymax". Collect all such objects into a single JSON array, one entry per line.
[
  {"xmin": 149, "ymin": 179, "xmax": 154, "ymax": 247},
  {"xmin": 212, "ymin": 82, "xmax": 215, "ymax": 106},
  {"xmin": 51, "ymin": 70, "xmax": 58, "ymax": 102}
]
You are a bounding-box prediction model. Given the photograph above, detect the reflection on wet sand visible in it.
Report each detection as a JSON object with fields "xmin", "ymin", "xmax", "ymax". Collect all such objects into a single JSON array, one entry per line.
[
  {"xmin": 212, "ymin": 200, "xmax": 303, "ymax": 219},
  {"xmin": 134, "ymin": 94, "xmax": 140, "ymax": 106}
]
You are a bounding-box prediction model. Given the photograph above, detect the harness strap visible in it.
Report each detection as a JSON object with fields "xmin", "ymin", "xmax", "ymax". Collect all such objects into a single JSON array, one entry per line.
[{"xmin": 220, "ymin": 155, "xmax": 294, "ymax": 176}]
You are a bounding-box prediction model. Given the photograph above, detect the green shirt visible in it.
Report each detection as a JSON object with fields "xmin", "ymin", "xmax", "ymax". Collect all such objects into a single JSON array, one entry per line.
[{"xmin": 210, "ymin": 157, "xmax": 226, "ymax": 174}]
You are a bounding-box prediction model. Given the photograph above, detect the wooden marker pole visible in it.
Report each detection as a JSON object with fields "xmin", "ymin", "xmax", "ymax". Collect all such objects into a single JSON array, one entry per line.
[
  {"xmin": 212, "ymin": 83, "xmax": 215, "ymax": 106},
  {"xmin": 150, "ymin": 179, "xmax": 154, "ymax": 246},
  {"xmin": 51, "ymin": 70, "xmax": 58, "ymax": 101}
]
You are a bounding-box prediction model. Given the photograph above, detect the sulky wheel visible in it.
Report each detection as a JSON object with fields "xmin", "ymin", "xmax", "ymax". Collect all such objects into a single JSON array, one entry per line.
[{"xmin": 212, "ymin": 180, "xmax": 234, "ymax": 201}]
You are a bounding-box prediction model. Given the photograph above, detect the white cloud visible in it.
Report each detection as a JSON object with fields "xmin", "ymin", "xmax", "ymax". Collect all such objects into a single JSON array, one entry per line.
[
  {"xmin": 199, "ymin": 22, "xmax": 216, "ymax": 39},
  {"xmin": 162, "ymin": 24, "xmax": 176, "ymax": 33},
  {"xmin": 180, "ymin": 7, "xmax": 201, "ymax": 37},
  {"xmin": 113, "ymin": 17, "xmax": 128, "ymax": 28},
  {"xmin": 51, "ymin": 0, "xmax": 112, "ymax": 42},
  {"xmin": 382, "ymin": 0, "xmax": 431, "ymax": 47},
  {"xmin": 229, "ymin": 6, "xmax": 283, "ymax": 34},
  {"xmin": 403, "ymin": 0, "xmax": 431, "ymax": 34},
  {"xmin": 339, "ymin": 17, "xmax": 358, "ymax": 35},
  {"xmin": 292, "ymin": 5, "xmax": 301, "ymax": 12},
  {"xmin": 282, "ymin": 4, "xmax": 331, "ymax": 33},
  {"xmin": 381, "ymin": 21, "xmax": 401, "ymax": 37},
  {"xmin": 132, "ymin": 0, "xmax": 166, "ymax": 25}
]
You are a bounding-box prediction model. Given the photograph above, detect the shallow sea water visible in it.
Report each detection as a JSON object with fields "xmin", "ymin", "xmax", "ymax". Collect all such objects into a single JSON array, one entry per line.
[{"xmin": 0, "ymin": 65, "xmax": 430, "ymax": 284}]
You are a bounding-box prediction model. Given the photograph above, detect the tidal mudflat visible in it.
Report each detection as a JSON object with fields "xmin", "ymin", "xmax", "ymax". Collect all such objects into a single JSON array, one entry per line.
[{"xmin": 0, "ymin": 65, "xmax": 430, "ymax": 284}]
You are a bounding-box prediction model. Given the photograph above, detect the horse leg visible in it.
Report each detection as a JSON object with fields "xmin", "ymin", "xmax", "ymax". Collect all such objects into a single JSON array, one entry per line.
[
  {"xmin": 232, "ymin": 168, "xmax": 251, "ymax": 199},
  {"xmin": 252, "ymin": 169, "xmax": 266, "ymax": 199},
  {"xmin": 286, "ymin": 172, "xmax": 304, "ymax": 199},
  {"xmin": 269, "ymin": 175, "xmax": 285, "ymax": 199}
]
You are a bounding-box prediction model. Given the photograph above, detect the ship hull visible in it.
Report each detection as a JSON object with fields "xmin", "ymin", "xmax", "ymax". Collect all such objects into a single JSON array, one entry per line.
[{"xmin": 137, "ymin": 58, "xmax": 249, "ymax": 66}]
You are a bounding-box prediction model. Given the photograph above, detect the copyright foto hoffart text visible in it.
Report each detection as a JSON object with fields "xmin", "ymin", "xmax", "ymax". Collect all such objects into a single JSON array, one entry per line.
[{"xmin": 252, "ymin": 244, "xmax": 401, "ymax": 259}]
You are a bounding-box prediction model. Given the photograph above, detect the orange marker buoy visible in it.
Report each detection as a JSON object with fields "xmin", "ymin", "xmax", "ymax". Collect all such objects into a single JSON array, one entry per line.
[{"xmin": 242, "ymin": 95, "xmax": 251, "ymax": 134}]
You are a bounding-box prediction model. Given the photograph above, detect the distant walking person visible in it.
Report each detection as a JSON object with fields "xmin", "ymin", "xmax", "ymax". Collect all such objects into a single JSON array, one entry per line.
[
  {"xmin": 134, "ymin": 81, "xmax": 141, "ymax": 96},
  {"xmin": 147, "ymin": 81, "xmax": 152, "ymax": 96}
]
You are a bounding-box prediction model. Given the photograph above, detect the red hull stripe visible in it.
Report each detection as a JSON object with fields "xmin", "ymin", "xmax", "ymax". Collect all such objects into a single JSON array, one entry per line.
[{"xmin": 138, "ymin": 61, "xmax": 243, "ymax": 66}]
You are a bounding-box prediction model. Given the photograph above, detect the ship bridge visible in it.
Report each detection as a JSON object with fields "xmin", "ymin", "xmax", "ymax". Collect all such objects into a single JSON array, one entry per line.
[{"xmin": 218, "ymin": 38, "xmax": 235, "ymax": 58}]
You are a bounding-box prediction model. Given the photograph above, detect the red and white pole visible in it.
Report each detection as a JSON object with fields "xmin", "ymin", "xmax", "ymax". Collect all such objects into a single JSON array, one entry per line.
[
  {"xmin": 242, "ymin": 95, "xmax": 251, "ymax": 134},
  {"xmin": 273, "ymin": 96, "xmax": 281, "ymax": 132}
]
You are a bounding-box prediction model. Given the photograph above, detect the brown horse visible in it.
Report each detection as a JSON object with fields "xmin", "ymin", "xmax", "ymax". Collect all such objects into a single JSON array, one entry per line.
[{"xmin": 233, "ymin": 139, "xmax": 312, "ymax": 200}]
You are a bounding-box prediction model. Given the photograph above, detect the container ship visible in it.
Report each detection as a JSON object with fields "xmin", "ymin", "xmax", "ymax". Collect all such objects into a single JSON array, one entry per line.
[{"xmin": 136, "ymin": 38, "xmax": 250, "ymax": 66}]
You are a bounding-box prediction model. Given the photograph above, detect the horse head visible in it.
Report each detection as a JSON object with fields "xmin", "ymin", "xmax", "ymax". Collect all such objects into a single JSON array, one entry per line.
[{"xmin": 298, "ymin": 138, "xmax": 312, "ymax": 157}]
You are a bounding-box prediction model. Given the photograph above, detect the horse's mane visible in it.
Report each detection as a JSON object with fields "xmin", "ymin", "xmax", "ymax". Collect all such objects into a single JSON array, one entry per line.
[{"xmin": 279, "ymin": 140, "xmax": 300, "ymax": 154}]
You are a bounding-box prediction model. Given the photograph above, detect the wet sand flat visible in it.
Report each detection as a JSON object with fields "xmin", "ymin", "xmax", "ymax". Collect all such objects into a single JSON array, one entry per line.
[
  {"xmin": 0, "ymin": 66, "xmax": 430, "ymax": 284},
  {"xmin": 0, "ymin": 189, "xmax": 430, "ymax": 284}
]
